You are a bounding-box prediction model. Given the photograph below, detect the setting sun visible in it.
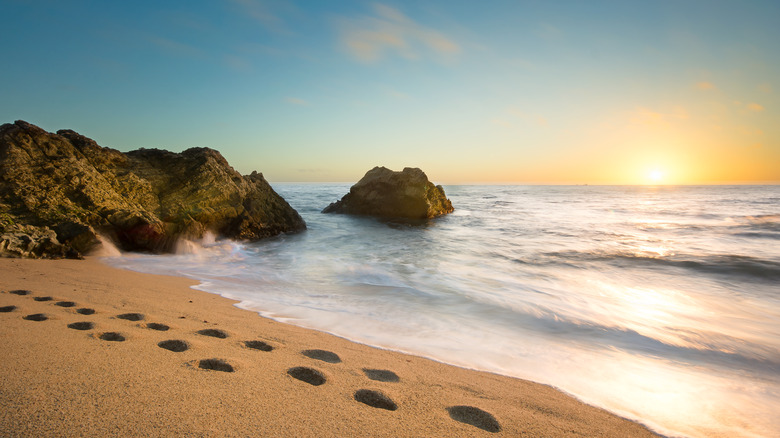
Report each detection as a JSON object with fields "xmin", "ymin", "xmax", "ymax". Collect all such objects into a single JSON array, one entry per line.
[{"xmin": 649, "ymin": 169, "xmax": 664, "ymax": 184}]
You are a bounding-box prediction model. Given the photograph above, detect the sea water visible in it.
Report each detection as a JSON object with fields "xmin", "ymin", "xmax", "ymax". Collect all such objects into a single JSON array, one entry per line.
[{"xmin": 105, "ymin": 185, "xmax": 780, "ymax": 438}]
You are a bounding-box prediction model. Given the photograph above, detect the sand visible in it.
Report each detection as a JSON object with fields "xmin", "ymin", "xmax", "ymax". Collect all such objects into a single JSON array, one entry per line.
[{"xmin": 0, "ymin": 257, "xmax": 659, "ymax": 437}]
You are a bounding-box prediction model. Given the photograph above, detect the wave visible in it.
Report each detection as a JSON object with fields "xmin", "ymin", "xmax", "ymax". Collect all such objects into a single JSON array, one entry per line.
[
  {"xmin": 534, "ymin": 251, "xmax": 780, "ymax": 282},
  {"xmin": 734, "ymin": 214, "xmax": 780, "ymax": 233},
  {"xmin": 345, "ymin": 280, "xmax": 780, "ymax": 377}
]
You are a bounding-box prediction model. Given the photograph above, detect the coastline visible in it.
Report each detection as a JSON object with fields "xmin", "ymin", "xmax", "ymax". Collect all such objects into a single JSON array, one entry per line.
[{"xmin": 0, "ymin": 257, "xmax": 660, "ymax": 437}]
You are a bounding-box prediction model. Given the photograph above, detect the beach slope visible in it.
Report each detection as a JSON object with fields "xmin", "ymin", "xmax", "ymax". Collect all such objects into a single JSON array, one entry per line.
[{"xmin": 0, "ymin": 258, "xmax": 659, "ymax": 437}]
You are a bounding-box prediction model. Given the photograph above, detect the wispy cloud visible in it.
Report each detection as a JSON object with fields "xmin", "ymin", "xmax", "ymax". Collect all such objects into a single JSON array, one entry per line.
[
  {"xmin": 387, "ymin": 89, "xmax": 411, "ymax": 100},
  {"xmin": 146, "ymin": 35, "xmax": 204, "ymax": 58},
  {"xmin": 493, "ymin": 107, "xmax": 548, "ymax": 128},
  {"xmin": 337, "ymin": 3, "xmax": 460, "ymax": 63},
  {"xmin": 696, "ymin": 81, "xmax": 716, "ymax": 90},
  {"xmin": 536, "ymin": 23, "xmax": 563, "ymax": 40},
  {"xmin": 734, "ymin": 101, "xmax": 766, "ymax": 113},
  {"xmin": 224, "ymin": 54, "xmax": 251, "ymax": 72},
  {"xmin": 285, "ymin": 97, "xmax": 310, "ymax": 106},
  {"xmin": 231, "ymin": 0, "xmax": 291, "ymax": 34},
  {"xmin": 630, "ymin": 107, "xmax": 689, "ymax": 127}
]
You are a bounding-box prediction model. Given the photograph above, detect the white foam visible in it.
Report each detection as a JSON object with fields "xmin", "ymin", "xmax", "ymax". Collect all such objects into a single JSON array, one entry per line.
[
  {"xmin": 89, "ymin": 234, "xmax": 122, "ymax": 257},
  {"xmin": 174, "ymin": 238, "xmax": 202, "ymax": 255},
  {"xmin": 174, "ymin": 231, "xmax": 222, "ymax": 255}
]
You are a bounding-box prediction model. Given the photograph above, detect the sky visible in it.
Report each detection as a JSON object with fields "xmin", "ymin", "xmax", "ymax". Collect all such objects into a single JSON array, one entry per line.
[{"xmin": 2, "ymin": 0, "xmax": 779, "ymax": 184}]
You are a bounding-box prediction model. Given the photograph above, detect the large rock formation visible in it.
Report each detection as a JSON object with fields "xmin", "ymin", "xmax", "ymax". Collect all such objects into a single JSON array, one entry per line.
[
  {"xmin": 322, "ymin": 166, "xmax": 453, "ymax": 220},
  {"xmin": 0, "ymin": 120, "xmax": 305, "ymax": 258}
]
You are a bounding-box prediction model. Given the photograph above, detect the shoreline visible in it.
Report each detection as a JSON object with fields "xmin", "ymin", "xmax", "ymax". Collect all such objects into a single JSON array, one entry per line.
[{"xmin": 1, "ymin": 257, "xmax": 660, "ymax": 437}]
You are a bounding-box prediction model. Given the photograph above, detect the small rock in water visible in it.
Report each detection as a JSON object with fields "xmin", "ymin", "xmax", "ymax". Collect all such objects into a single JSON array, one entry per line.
[{"xmin": 322, "ymin": 166, "xmax": 453, "ymax": 220}]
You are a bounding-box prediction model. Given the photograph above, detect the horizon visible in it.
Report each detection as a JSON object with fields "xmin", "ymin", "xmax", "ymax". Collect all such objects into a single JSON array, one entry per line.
[{"xmin": 2, "ymin": 1, "xmax": 778, "ymax": 185}]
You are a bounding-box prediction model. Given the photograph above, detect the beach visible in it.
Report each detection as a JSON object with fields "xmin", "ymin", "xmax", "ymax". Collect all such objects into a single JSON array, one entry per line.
[{"xmin": 0, "ymin": 257, "xmax": 659, "ymax": 437}]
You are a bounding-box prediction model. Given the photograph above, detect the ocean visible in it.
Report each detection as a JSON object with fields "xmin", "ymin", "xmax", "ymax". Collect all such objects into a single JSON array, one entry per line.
[{"xmin": 105, "ymin": 184, "xmax": 780, "ymax": 438}]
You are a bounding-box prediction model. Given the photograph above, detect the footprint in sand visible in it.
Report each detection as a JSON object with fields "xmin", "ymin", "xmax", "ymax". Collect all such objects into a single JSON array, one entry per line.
[
  {"xmin": 197, "ymin": 328, "xmax": 228, "ymax": 339},
  {"xmin": 287, "ymin": 366, "xmax": 327, "ymax": 386},
  {"xmin": 55, "ymin": 301, "xmax": 76, "ymax": 308},
  {"xmin": 77, "ymin": 308, "xmax": 96, "ymax": 315},
  {"xmin": 68, "ymin": 321, "xmax": 94, "ymax": 331},
  {"xmin": 198, "ymin": 358, "xmax": 234, "ymax": 372},
  {"xmin": 244, "ymin": 340, "xmax": 273, "ymax": 352},
  {"xmin": 354, "ymin": 389, "xmax": 398, "ymax": 411},
  {"xmin": 9, "ymin": 289, "xmax": 31, "ymax": 296},
  {"xmin": 147, "ymin": 322, "xmax": 170, "ymax": 331},
  {"xmin": 23, "ymin": 313, "xmax": 48, "ymax": 321},
  {"xmin": 158, "ymin": 340, "xmax": 189, "ymax": 352},
  {"xmin": 34, "ymin": 296, "xmax": 53, "ymax": 302},
  {"xmin": 446, "ymin": 405, "xmax": 501, "ymax": 433},
  {"xmin": 116, "ymin": 313, "xmax": 144, "ymax": 321},
  {"xmin": 99, "ymin": 332, "xmax": 125, "ymax": 342},
  {"xmin": 0, "ymin": 305, "xmax": 17, "ymax": 313},
  {"xmin": 363, "ymin": 369, "xmax": 400, "ymax": 383},
  {"xmin": 301, "ymin": 349, "xmax": 341, "ymax": 364}
]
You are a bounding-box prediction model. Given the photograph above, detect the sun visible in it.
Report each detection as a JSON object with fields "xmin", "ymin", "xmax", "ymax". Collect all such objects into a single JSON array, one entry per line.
[{"xmin": 649, "ymin": 169, "xmax": 664, "ymax": 183}]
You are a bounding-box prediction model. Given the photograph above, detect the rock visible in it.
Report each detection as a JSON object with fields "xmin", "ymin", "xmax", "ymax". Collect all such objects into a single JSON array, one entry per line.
[
  {"xmin": 322, "ymin": 166, "xmax": 453, "ymax": 220},
  {"xmin": 0, "ymin": 223, "xmax": 79, "ymax": 259},
  {"xmin": 0, "ymin": 120, "xmax": 305, "ymax": 258}
]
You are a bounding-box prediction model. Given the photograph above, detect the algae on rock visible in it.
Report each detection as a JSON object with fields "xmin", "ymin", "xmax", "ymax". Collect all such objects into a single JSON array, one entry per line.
[{"xmin": 0, "ymin": 120, "xmax": 305, "ymax": 258}]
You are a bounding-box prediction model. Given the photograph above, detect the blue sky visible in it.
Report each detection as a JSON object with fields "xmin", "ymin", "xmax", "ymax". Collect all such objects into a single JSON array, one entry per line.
[{"xmin": 2, "ymin": 0, "xmax": 778, "ymax": 183}]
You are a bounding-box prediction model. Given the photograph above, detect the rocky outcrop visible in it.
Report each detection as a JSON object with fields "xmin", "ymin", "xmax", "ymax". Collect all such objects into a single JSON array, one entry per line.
[
  {"xmin": 322, "ymin": 166, "xmax": 453, "ymax": 220},
  {"xmin": 0, "ymin": 222, "xmax": 78, "ymax": 259},
  {"xmin": 0, "ymin": 120, "xmax": 305, "ymax": 258}
]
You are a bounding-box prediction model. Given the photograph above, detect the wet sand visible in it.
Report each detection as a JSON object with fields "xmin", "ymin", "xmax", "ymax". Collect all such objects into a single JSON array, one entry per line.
[{"xmin": 0, "ymin": 257, "xmax": 660, "ymax": 437}]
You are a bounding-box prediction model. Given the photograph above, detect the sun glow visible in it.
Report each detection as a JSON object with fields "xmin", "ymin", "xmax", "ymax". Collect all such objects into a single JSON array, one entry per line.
[{"xmin": 649, "ymin": 169, "xmax": 664, "ymax": 184}]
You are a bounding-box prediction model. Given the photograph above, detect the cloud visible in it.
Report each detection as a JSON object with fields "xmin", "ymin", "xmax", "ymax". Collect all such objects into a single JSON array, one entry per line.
[
  {"xmin": 338, "ymin": 3, "xmax": 460, "ymax": 63},
  {"xmin": 492, "ymin": 118, "xmax": 513, "ymax": 128},
  {"xmin": 387, "ymin": 89, "xmax": 411, "ymax": 100},
  {"xmin": 758, "ymin": 83, "xmax": 772, "ymax": 94},
  {"xmin": 734, "ymin": 101, "xmax": 766, "ymax": 113},
  {"xmin": 231, "ymin": 0, "xmax": 290, "ymax": 34},
  {"xmin": 630, "ymin": 107, "xmax": 688, "ymax": 127},
  {"xmin": 696, "ymin": 81, "xmax": 716, "ymax": 90},
  {"xmin": 536, "ymin": 23, "xmax": 563, "ymax": 40},
  {"xmin": 224, "ymin": 54, "xmax": 251, "ymax": 72},
  {"xmin": 146, "ymin": 35, "xmax": 204, "ymax": 58},
  {"xmin": 493, "ymin": 107, "xmax": 548, "ymax": 128},
  {"xmin": 285, "ymin": 97, "xmax": 310, "ymax": 106}
]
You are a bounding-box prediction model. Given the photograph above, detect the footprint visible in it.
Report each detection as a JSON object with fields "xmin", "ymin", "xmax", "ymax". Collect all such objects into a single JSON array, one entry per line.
[
  {"xmin": 23, "ymin": 313, "xmax": 48, "ymax": 321},
  {"xmin": 197, "ymin": 329, "xmax": 228, "ymax": 339},
  {"xmin": 77, "ymin": 308, "xmax": 96, "ymax": 315},
  {"xmin": 0, "ymin": 305, "xmax": 17, "ymax": 313},
  {"xmin": 116, "ymin": 313, "xmax": 144, "ymax": 321},
  {"xmin": 301, "ymin": 349, "xmax": 341, "ymax": 364},
  {"xmin": 68, "ymin": 321, "xmax": 94, "ymax": 331},
  {"xmin": 287, "ymin": 367, "xmax": 326, "ymax": 386},
  {"xmin": 9, "ymin": 289, "xmax": 31, "ymax": 296},
  {"xmin": 34, "ymin": 296, "xmax": 53, "ymax": 302},
  {"xmin": 446, "ymin": 406, "xmax": 501, "ymax": 433},
  {"xmin": 244, "ymin": 340, "xmax": 273, "ymax": 352},
  {"xmin": 99, "ymin": 332, "xmax": 125, "ymax": 342},
  {"xmin": 147, "ymin": 323, "xmax": 170, "ymax": 331},
  {"xmin": 55, "ymin": 301, "xmax": 76, "ymax": 308},
  {"xmin": 158, "ymin": 340, "xmax": 189, "ymax": 352},
  {"xmin": 198, "ymin": 358, "xmax": 234, "ymax": 372},
  {"xmin": 354, "ymin": 389, "xmax": 398, "ymax": 411},
  {"xmin": 363, "ymin": 369, "xmax": 400, "ymax": 383}
]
